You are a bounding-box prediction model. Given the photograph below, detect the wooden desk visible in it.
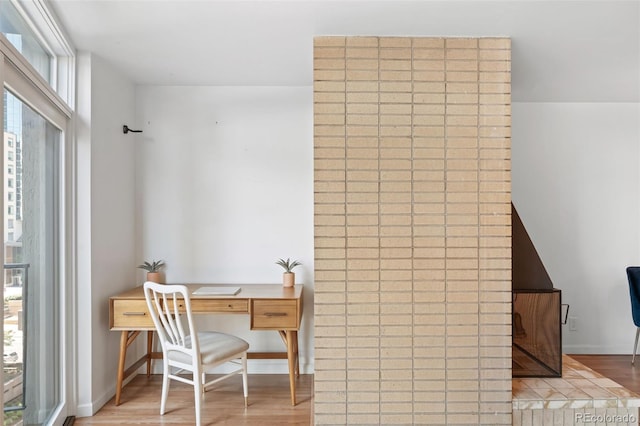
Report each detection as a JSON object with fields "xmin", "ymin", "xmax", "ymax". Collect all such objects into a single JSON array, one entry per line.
[{"xmin": 109, "ymin": 284, "xmax": 303, "ymax": 406}]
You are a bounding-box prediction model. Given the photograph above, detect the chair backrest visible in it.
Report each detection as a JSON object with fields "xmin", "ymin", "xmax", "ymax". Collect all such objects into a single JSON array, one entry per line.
[
  {"xmin": 143, "ymin": 282, "xmax": 199, "ymax": 362},
  {"xmin": 627, "ymin": 267, "xmax": 640, "ymax": 327}
]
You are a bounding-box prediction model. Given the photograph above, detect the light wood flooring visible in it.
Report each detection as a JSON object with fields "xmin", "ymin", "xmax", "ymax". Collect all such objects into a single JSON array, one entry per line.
[
  {"xmin": 73, "ymin": 374, "xmax": 313, "ymax": 426},
  {"xmin": 72, "ymin": 356, "xmax": 640, "ymax": 425},
  {"xmin": 568, "ymin": 354, "xmax": 640, "ymax": 394}
]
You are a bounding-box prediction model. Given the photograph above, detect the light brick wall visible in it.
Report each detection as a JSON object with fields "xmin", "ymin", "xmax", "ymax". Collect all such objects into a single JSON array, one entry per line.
[{"xmin": 313, "ymin": 37, "xmax": 511, "ymax": 425}]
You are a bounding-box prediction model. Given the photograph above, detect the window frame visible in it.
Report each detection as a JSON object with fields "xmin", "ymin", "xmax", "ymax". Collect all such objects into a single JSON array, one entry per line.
[
  {"xmin": 4, "ymin": 0, "xmax": 75, "ymax": 108},
  {"xmin": 0, "ymin": 0, "xmax": 75, "ymax": 423}
]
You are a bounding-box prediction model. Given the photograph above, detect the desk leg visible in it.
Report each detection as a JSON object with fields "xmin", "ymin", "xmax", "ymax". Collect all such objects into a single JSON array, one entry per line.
[
  {"xmin": 146, "ymin": 331, "xmax": 154, "ymax": 376},
  {"xmin": 115, "ymin": 330, "xmax": 143, "ymax": 406},
  {"xmin": 286, "ymin": 330, "xmax": 298, "ymax": 406},
  {"xmin": 293, "ymin": 332, "xmax": 300, "ymax": 378},
  {"xmin": 115, "ymin": 331, "xmax": 128, "ymax": 406}
]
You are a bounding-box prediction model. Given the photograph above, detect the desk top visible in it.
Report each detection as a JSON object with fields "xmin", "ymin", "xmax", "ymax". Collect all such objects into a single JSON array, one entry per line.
[{"xmin": 110, "ymin": 283, "xmax": 303, "ymax": 300}]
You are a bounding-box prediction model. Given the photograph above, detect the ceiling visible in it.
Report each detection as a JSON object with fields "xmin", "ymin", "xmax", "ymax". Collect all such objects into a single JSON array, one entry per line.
[{"xmin": 48, "ymin": 0, "xmax": 639, "ymax": 102}]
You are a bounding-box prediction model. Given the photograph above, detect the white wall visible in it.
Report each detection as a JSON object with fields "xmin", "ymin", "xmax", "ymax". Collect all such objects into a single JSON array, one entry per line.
[
  {"xmin": 512, "ymin": 102, "xmax": 640, "ymax": 353},
  {"xmin": 76, "ymin": 53, "xmax": 137, "ymax": 416},
  {"xmin": 134, "ymin": 86, "xmax": 314, "ymax": 372}
]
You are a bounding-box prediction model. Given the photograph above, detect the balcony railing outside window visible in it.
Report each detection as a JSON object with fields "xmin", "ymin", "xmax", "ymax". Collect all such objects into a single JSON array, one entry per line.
[{"xmin": 3, "ymin": 263, "xmax": 29, "ymax": 422}]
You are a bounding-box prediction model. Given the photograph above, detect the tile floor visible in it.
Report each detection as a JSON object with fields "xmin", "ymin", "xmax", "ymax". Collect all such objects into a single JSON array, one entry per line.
[{"xmin": 513, "ymin": 355, "xmax": 640, "ymax": 425}]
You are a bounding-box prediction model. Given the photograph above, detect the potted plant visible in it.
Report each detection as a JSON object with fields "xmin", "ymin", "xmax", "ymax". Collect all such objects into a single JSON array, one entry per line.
[
  {"xmin": 276, "ymin": 258, "xmax": 301, "ymax": 287},
  {"xmin": 138, "ymin": 260, "xmax": 165, "ymax": 283}
]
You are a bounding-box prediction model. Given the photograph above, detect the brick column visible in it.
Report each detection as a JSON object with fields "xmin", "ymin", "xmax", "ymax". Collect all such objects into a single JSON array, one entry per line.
[{"xmin": 314, "ymin": 36, "xmax": 511, "ymax": 425}]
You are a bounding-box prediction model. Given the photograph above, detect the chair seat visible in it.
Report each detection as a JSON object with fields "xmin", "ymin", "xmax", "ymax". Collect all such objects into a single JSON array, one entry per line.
[{"xmin": 168, "ymin": 332, "xmax": 249, "ymax": 365}]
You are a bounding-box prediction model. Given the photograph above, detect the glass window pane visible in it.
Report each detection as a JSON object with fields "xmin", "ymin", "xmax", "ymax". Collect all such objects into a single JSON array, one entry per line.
[
  {"xmin": 0, "ymin": 1, "xmax": 53, "ymax": 84},
  {"xmin": 3, "ymin": 88, "xmax": 60, "ymax": 425}
]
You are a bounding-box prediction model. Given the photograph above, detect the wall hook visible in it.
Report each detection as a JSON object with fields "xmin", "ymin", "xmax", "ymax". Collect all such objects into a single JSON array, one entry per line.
[{"xmin": 123, "ymin": 125, "xmax": 143, "ymax": 134}]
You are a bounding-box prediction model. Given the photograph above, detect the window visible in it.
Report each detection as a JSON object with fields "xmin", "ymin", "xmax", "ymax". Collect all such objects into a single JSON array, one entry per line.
[
  {"xmin": 1, "ymin": 1, "xmax": 74, "ymax": 424},
  {"xmin": 0, "ymin": 0, "xmax": 75, "ymax": 105},
  {"xmin": 4, "ymin": 89, "xmax": 63, "ymax": 424},
  {"xmin": 0, "ymin": 1, "xmax": 52, "ymax": 84}
]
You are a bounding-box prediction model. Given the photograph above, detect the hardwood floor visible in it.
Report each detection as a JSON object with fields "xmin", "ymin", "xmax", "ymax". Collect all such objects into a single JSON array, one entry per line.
[
  {"xmin": 74, "ymin": 374, "xmax": 313, "ymax": 425},
  {"xmin": 568, "ymin": 354, "xmax": 640, "ymax": 394},
  {"xmin": 73, "ymin": 356, "xmax": 640, "ymax": 425}
]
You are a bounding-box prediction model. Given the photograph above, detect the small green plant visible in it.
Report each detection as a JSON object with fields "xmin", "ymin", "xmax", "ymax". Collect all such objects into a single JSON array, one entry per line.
[
  {"xmin": 137, "ymin": 260, "xmax": 165, "ymax": 272},
  {"xmin": 3, "ymin": 295, "xmax": 22, "ymax": 302},
  {"xmin": 4, "ymin": 329, "xmax": 14, "ymax": 346},
  {"xmin": 276, "ymin": 258, "xmax": 301, "ymax": 273}
]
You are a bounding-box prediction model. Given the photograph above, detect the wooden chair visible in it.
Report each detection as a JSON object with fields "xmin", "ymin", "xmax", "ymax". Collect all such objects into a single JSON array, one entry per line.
[{"xmin": 143, "ymin": 282, "xmax": 249, "ymax": 425}]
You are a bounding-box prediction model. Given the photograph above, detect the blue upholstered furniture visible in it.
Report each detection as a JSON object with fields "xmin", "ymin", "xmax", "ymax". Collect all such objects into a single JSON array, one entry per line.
[{"xmin": 627, "ymin": 267, "xmax": 640, "ymax": 364}]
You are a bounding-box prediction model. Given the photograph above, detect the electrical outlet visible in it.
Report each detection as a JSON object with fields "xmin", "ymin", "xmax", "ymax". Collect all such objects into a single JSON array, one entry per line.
[{"xmin": 569, "ymin": 317, "xmax": 578, "ymax": 331}]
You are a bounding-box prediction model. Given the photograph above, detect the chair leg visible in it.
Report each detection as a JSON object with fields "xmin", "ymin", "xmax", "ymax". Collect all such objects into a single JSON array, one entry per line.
[
  {"xmin": 242, "ymin": 353, "xmax": 249, "ymax": 407},
  {"xmin": 194, "ymin": 370, "xmax": 203, "ymax": 426},
  {"xmin": 160, "ymin": 362, "xmax": 170, "ymax": 415},
  {"xmin": 633, "ymin": 328, "xmax": 640, "ymax": 365}
]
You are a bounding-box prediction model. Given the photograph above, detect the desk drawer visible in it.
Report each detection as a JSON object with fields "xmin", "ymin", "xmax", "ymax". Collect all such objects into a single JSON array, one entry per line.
[
  {"xmin": 190, "ymin": 299, "xmax": 248, "ymax": 313},
  {"xmin": 164, "ymin": 299, "xmax": 249, "ymax": 313},
  {"xmin": 251, "ymin": 300, "xmax": 298, "ymax": 330},
  {"xmin": 112, "ymin": 300, "xmax": 154, "ymax": 328}
]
